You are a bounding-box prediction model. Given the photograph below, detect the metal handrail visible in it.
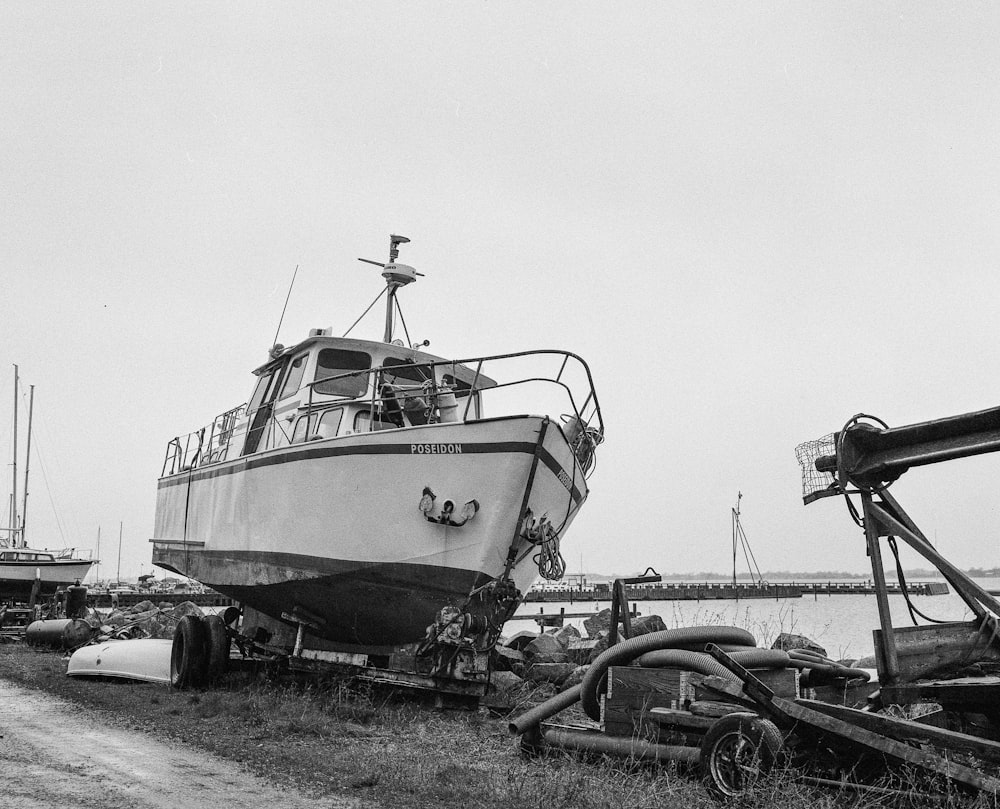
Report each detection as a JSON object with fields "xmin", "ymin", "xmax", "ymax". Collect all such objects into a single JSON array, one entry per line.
[{"xmin": 161, "ymin": 348, "xmax": 604, "ymax": 475}]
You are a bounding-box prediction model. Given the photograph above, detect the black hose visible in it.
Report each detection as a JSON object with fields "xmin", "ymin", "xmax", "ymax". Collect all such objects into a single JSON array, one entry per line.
[
  {"xmin": 579, "ymin": 626, "xmax": 756, "ymax": 720},
  {"xmin": 636, "ymin": 647, "xmax": 789, "ymax": 671}
]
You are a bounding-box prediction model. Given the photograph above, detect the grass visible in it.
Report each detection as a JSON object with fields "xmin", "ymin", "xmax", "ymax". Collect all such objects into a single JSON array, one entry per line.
[{"xmin": 0, "ymin": 644, "xmax": 995, "ymax": 808}]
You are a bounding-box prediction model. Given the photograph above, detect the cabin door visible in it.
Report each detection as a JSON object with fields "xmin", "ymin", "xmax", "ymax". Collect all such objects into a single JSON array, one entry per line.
[{"xmin": 241, "ymin": 364, "xmax": 285, "ymax": 456}]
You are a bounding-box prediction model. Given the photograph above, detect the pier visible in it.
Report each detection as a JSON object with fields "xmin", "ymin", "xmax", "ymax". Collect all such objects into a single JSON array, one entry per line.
[
  {"xmin": 523, "ymin": 580, "xmax": 949, "ymax": 603},
  {"xmin": 89, "ymin": 591, "xmax": 235, "ymax": 610}
]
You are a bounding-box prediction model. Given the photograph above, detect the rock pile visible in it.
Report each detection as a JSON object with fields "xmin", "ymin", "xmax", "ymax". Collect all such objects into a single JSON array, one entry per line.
[
  {"xmin": 488, "ymin": 608, "xmax": 668, "ymax": 703},
  {"xmin": 79, "ymin": 600, "xmax": 206, "ymax": 643}
]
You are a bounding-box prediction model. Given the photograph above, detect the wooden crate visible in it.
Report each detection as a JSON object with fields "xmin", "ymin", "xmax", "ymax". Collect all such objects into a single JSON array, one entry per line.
[
  {"xmin": 603, "ymin": 667, "xmax": 704, "ymax": 739},
  {"xmin": 694, "ymin": 666, "xmax": 799, "ymax": 701},
  {"xmin": 603, "ymin": 666, "xmax": 798, "ymax": 740}
]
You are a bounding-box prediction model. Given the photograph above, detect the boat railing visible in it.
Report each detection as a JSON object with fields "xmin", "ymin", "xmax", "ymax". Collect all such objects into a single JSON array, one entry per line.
[
  {"xmin": 162, "ymin": 404, "xmax": 246, "ymax": 476},
  {"xmin": 52, "ymin": 548, "xmax": 93, "ymax": 561},
  {"xmin": 162, "ymin": 349, "xmax": 603, "ymax": 477}
]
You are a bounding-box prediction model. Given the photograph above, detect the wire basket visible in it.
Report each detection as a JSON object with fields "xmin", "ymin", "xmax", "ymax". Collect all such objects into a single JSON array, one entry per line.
[{"xmin": 794, "ymin": 433, "xmax": 840, "ymax": 504}]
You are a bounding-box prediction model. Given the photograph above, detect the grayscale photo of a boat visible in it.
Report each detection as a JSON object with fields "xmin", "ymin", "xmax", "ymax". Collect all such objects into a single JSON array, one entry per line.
[
  {"xmin": 0, "ymin": 367, "xmax": 95, "ymax": 602},
  {"xmin": 150, "ymin": 235, "xmax": 604, "ymax": 686}
]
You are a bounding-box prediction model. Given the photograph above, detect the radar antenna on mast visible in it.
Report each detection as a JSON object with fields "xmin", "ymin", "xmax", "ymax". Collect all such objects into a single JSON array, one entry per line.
[{"xmin": 357, "ymin": 234, "xmax": 425, "ymax": 343}]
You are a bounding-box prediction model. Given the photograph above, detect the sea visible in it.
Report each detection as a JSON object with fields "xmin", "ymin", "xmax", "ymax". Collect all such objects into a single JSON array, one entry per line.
[{"xmin": 507, "ymin": 577, "xmax": 1000, "ymax": 661}]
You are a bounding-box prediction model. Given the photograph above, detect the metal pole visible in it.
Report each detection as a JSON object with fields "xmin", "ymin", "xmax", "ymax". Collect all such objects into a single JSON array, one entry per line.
[
  {"xmin": 862, "ymin": 491, "xmax": 899, "ymax": 682},
  {"xmin": 117, "ymin": 521, "xmax": 123, "ymax": 585},
  {"xmin": 21, "ymin": 384, "xmax": 33, "ymax": 547},
  {"xmin": 11, "ymin": 365, "xmax": 17, "ymax": 542},
  {"xmin": 383, "ymin": 286, "xmax": 397, "ymax": 342}
]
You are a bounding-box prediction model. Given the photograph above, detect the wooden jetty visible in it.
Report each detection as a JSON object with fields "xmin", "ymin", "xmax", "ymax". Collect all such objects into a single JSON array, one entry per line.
[
  {"xmin": 523, "ymin": 580, "xmax": 949, "ymax": 604},
  {"xmin": 89, "ymin": 591, "xmax": 235, "ymax": 609}
]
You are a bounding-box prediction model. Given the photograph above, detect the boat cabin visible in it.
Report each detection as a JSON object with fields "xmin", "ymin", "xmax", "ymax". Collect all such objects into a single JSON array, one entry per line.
[
  {"xmin": 181, "ymin": 334, "xmax": 498, "ymax": 470},
  {"xmin": 0, "ymin": 550, "xmax": 56, "ymax": 563}
]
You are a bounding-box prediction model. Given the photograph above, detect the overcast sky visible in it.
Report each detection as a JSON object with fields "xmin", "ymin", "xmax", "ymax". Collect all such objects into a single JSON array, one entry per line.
[{"xmin": 3, "ymin": 4, "xmax": 1000, "ymax": 582}]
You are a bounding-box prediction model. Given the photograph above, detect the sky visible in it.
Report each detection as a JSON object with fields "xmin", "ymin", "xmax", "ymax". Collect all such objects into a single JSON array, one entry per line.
[{"xmin": 2, "ymin": 3, "xmax": 1000, "ymax": 582}]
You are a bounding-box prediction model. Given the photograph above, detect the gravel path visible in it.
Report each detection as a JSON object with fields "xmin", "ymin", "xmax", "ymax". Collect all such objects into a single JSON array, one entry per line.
[{"xmin": 0, "ymin": 677, "xmax": 360, "ymax": 809}]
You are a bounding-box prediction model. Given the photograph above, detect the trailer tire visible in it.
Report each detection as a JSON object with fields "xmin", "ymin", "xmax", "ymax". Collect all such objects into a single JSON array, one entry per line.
[
  {"xmin": 203, "ymin": 614, "xmax": 230, "ymax": 683},
  {"xmin": 171, "ymin": 614, "xmax": 208, "ymax": 689},
  {"xmin": 700, "ymin": 713, "xmax": 784, "ymax": 799}
]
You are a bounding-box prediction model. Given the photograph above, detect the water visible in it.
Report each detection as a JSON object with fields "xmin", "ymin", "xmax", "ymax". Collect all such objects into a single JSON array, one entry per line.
[{"xmin": 508, "ymin": 577, "xmax": 1000, "ymax": 661}]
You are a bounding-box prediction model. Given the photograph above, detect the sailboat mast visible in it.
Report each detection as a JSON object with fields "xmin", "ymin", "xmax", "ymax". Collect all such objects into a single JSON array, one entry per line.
[
  {"xmin": 21, "ymin": 384, "xmax": 33, "ymax": 548},
  {"xmin": 11, "ymin": 365, "xmax": 18, "ymax": 543}
]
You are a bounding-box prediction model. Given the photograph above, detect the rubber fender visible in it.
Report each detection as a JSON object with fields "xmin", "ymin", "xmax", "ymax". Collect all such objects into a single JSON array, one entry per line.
[
  {"xmin": 579, "ymin": 626, "xmax": 756, "ymax": 721},
  {"xmin": 171, "ymin": 614, "xmax": 208, "ymax": 689},
  {"xmin": 508, "ymin": 684, "xmax": 582, "ymax": 736},
  {"xmin": 636, "ymin": 647, "xmax": 790, "ymax": 670}
]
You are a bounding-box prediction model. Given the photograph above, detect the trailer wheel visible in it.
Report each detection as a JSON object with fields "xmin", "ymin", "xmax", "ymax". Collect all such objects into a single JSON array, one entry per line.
[
  {"xmin": 700, "ymin": 712, "xmax": 784, "ymax": 799},
  {"xmin": 171, "ymin": 614, "xmax": 208, "ymax": 689},
  {"xmin": 203, "ymin": 614, "xmax": 230, "ymax": 683}
]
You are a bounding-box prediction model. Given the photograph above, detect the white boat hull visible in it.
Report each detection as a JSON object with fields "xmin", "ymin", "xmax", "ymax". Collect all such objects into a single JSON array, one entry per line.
[
  {"xmin": 152, "ymin": 416, "xmax": 587, "ymax": 649},
  {"xmin": 67, "ymin": 639, "xmax": 173, "ymax": 684},
  {"xmin": 0, "ymin": 560, "xmax": 94, "ymax": 601}
]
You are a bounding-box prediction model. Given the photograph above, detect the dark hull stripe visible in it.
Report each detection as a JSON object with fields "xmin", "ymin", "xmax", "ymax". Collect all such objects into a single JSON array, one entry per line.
[
  {"xmin": 158, "ymin": 439, "xmax": 585, "ymax": 505},
  {"xmin": 153, "ymin": 550, "xmax": 492, "ymax": 648}
]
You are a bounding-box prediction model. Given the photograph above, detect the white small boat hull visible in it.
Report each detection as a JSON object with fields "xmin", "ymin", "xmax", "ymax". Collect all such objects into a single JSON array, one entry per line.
[{"xmin": 67, "ymin": 639, "xmax": 173, "ymax": 684}]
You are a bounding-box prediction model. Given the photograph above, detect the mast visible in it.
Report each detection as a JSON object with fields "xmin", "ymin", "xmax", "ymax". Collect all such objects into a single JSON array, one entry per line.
[
  {"xmin": 11, "ymin": 365, "xmax": 17, "ymax": 544},
  {"xmin": 21, "ymin": 384, "xmax": 33, "ymax": 548},
  {"xmin": 358, "ymin": 235, "xmax": 420, "ymax": 343}
]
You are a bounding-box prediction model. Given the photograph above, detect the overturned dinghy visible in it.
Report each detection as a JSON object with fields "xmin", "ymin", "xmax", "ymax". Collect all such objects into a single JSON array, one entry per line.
[
  {"xmin": 67, "ymin": 639, "xmax": 173, "ymax": 684},
  {"xmin": 150, "ymin": 236, "xmax": 604, "ymax": 686}
]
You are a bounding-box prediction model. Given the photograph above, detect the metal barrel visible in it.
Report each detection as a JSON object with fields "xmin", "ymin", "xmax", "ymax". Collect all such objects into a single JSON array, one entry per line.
[{"xmin": 25, "ymin": 618, "xmax": 94, "ymax": 649}]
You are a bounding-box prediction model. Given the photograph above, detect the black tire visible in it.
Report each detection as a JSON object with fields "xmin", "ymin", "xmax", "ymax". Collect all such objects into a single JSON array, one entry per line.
[
  {"xmin": 699, "ymin": 713, "xmax": 785, "ymax": 799},
  {"xmin": 171, "ymin": 614, "xmax": 208, "ymax": 689},
  {"xmin": 203, "ymin": 613, "xmax": 230, "ymax": 683}
]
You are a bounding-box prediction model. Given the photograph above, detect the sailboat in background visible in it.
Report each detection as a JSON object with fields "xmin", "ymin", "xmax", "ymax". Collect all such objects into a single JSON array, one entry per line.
[{"xmin": 0, "ymin": 366, "xmax": 94, "ymax": 602}]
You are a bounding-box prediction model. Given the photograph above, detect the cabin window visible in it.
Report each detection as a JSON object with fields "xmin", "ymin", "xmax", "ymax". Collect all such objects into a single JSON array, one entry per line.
[
  {"xmin": 292, "ymin": 408, "xmax": 343, "ymax": 442},
  {"xmin": 247, "ymin": 367, "xmax": 283, "ymax": 418},
  {"xmin": 314, "ymin": 408, "xmax": 343, "ymax": 439},
  {"xmin": 314, "ymin": 349, "xmax": 371, "ymax": 397},
  {"xmin": 442, "ymin": 374, "xmax": 480, "ymax": 418},
  {"xmin": 278, "ymin": 353, "xmax": 308, "ymax": 399},
  {"xmin": 383, "ymin": 357, "xmax": 434, "ymax": 385},
  {"xmin": 354, "ymin": 409, "xmax": 395, "ymax": 432}
]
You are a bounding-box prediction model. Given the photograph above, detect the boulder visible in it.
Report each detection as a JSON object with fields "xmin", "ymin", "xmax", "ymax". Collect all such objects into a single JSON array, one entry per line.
[
  {"xmin": 567, "ymin": 638, "xmax": 601, "ymax": 665},
  {"xmin": 552, "ymin": 624, "xmax": 582, "ymax": 647},
  {"xmin": 525, "ymin": 662, "xmax": 578, "ymax": 686},
  {"xmin": 587, "ymin": 633, "xmax": 612, "ymax": 663},
  {"xmin": 126, "ymin": 600, "xmax": 158, "ymax": 615},
  {"xmin": 504, "ymin": 630, "xmax": 539, "ymax": 651},
  {"xmin": 628, "ymin": 614, "xmax": 667, "ymax": 636},
  {"xmin": 560, "ymin": 665, "xmax": 588, "ymax": 692},
  {"xmin": 488, "ymin": 669, "xmax": 525, "ymax": 696},
  {"xmin": 169, "ymin": 601, "xmax": 205, "ymax": 620},
  {"xmin": 523, "ymin": 633, "xmax": 569, "ymax": 664},
  {"xmin": 771, "ymin": 633, "xmax": 827, "ymax": 657},
  {"xmin": 493, "ymin": 645, "xmax": 526, "ymax": 672},
  {"xmin": 583, "ymin": 608, "xmax": 613, "ymax": 638}
]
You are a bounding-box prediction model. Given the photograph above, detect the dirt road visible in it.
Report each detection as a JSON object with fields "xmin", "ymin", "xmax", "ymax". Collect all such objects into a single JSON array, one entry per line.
[{"xmin": 0, "ymin": 677, "xmax": 360, "ymax": 809}]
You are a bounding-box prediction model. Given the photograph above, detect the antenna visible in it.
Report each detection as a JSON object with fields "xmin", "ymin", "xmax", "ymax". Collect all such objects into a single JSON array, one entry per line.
[{"xmin": 271, "ymin": 264, "xmax": 300, "ymax": 349}]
